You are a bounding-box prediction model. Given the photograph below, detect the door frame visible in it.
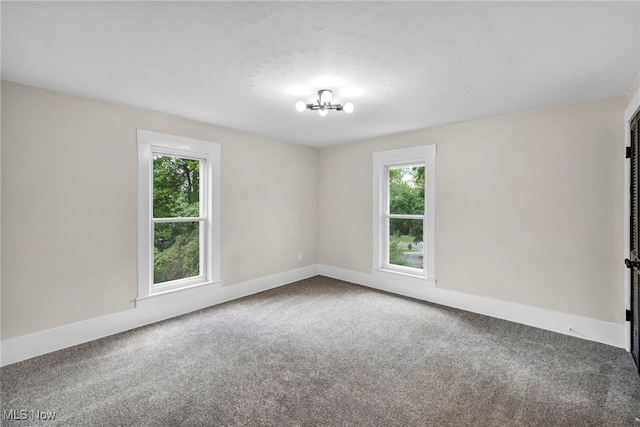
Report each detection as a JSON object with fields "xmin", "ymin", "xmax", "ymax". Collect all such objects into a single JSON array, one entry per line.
[{"xmin": 625, "ymin": 86, "xmax": 640, "ymax": 353}]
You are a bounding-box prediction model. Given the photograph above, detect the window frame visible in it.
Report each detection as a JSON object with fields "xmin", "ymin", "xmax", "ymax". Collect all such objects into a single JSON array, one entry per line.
[
  {"xmin": 373, "ymin": 145, "xmax": 436, "ymax": 285},
  {"xmin": 150, "ymin": 150, "xmax": 206, "ymax": 291},
  {"xmin": 137, "ymin": 129, "xmax": 221, "ymax": 301}
]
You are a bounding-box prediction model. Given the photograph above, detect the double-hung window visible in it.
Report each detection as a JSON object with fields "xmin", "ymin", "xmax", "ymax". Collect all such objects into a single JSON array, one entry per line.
[
  {"xmin": 137, "ymin": 130, "xmax": 220, "ymax": 301},
  {"xmin": 373, "ymin": 145, "xmax": 436, "ymax": 284}
]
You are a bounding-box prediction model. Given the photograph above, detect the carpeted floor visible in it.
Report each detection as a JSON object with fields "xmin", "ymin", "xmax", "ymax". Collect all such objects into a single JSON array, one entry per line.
[{"xmin": 1, "ymin": 276, "xmax": 639, "ymax": 426}]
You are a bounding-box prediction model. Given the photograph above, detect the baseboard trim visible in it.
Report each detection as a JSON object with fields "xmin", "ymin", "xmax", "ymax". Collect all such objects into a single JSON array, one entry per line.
[
  {"xmin": 318, "ymin": 264, "xmax": 626, "ymax": 349},
  {"xmin": 0, "ymin": 265, "xmax": 319, "ymax": 367},
  {"xmin": 2, "ymin": 263, "xmax": 624, "ymax": 366}
]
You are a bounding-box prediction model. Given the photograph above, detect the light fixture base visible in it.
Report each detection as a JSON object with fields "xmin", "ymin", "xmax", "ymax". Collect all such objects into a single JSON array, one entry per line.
[{"xmin": 296, "ymin": 89, "xmax": 354, "ymax": 115}]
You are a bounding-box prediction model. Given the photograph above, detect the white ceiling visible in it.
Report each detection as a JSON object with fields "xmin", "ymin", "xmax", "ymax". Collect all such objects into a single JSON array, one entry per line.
[{"xmin": 2, "ymin": 1, "xmax": 639, "ymax": 148}]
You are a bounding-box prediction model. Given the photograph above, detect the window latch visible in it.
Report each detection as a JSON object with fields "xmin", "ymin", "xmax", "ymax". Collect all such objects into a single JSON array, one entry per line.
[{"xmin": 624, "ymin": 259, "xmax": 640, "ymax": 269}]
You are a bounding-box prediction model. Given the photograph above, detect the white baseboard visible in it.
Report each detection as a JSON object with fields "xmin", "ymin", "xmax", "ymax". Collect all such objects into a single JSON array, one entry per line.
[
  {"xmin": 318, "ymin": 264, "xmax": 626, "ymax": 349},
  {"xmin": 2, "ymin": 263, "xmax": 626, "ymax": 367},
  {"xmin": 0, "ymin": 265, "xmax": 319, "ymax": 367}
]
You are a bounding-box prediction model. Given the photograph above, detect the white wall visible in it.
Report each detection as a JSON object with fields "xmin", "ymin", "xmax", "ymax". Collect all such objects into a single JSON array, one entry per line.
[
  {"xmin": 319, "ymin": 96, "xmax": 626, "ymax": 324},
  {"xmin": 1, "ymin": 81, "xmax": 318, "ymax": 340},
  {"xmin": 0, "ymin": 80, "xmax": 629, "ymax": 350},
  {"xmin": 630, "ymin": 73, "xmax": 640, "ymax": 105}
]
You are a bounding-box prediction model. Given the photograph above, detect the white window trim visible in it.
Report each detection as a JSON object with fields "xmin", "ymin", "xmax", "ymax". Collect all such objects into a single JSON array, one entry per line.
[
  {"xmin": 136, "ymin": 129, "xmax": 221, "ymax": 304},
  {"xmin": 372, "ymin": 145, "xmax": 436, "ymax": 286}
]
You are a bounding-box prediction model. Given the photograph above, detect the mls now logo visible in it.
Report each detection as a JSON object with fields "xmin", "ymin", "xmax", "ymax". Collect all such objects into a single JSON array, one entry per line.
[
  {"xmin": 3, "ymin": 409, "xmax": 56, "ymax": 421},
  {"xmin": 3, "ymin": 409, "xmax": 27, "ymax": 420}
]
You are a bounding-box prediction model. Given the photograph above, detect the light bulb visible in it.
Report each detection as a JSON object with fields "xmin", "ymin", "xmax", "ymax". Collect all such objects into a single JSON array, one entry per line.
[
  {"xmin": 319, "ymin": 109, "xmax": 328, "ymax": 117},
  {"xmin": 296, "ymin": 101, "xmax": 307, "ymax": 112},
  {"xmin": 318, "ymin": 89, "xmax": 333, "ymax": 105},
  {"xmin": 343, "ymin": 102, "xmax": 354, "ymax": 113}
]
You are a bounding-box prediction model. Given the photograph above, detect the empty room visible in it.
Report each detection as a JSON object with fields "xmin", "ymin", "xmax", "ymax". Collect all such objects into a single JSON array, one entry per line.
[{"xmin": 1, "ymin": 1, "xmax": 640, "ymax": 426}]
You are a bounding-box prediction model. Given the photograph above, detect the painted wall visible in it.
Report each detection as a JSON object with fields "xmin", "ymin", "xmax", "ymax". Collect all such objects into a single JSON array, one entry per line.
[
  {"xmin": 630, "ymin": 72, "xmax": 640, "ymax": 104},
  {"xmin": 319, "ymin": 96, "xmax": 626, "ymax": 324},
  {"xmin": 1, "ymin": 81, "xmax": 318, "ymax": 340},
  {"xmin": 0, "ymin": 80, "xmax": 628, "ymax": 343}
]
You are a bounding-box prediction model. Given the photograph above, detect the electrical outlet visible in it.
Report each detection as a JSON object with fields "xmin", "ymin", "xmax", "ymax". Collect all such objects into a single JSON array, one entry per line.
[{"xmin": 298, "ymin": 253, "xmax": 303, "ymax": 262}]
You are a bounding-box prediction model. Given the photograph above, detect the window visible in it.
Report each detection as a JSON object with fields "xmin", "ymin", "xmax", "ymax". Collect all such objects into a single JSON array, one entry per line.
[
  {"xmin": 373, "ymin": 145, "xmax": 435, "ymax": 284},
  {"xmin": 137, "ymin": 129, "xmax": 220, "ymax": 300}
]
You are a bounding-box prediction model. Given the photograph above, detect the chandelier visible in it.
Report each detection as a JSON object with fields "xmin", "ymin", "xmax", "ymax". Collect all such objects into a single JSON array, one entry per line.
[{"xmin": 295, "ymin": 89, "xmax": 354, "ymax": 116}]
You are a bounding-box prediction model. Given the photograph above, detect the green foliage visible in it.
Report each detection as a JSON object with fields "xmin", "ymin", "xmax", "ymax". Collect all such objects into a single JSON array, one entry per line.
[
  {"xmin": 389, "ymin": 239, "xmax": 410, "ymax": 267},
  {"xmin": 389, "ymin": 165, "xmax": 425, "ymax": 243},
  {"xmin": 152, "ymin": 155, "xmax": 201, "ymax": 284},
  {"xmin": 154, "ymin": 223, "xmax": 200, "ymax": 284},
  {"xmin": 153, "ymin": 156, "xmax": 200, "ymax": 218}
]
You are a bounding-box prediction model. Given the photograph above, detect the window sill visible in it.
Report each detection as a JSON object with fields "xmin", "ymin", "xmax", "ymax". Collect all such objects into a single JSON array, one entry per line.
[
  {"xmin": 372, "ymin": 268, "xmax": 436, "ymax": 287},
  {"xmin": 136, "ymin": 280, "xmax": 222, "ymax": 309}
]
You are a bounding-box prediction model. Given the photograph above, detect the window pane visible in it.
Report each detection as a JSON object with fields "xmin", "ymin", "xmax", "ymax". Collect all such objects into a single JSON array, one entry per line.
[
  {"xmin": 154, "ymin": 221, "xmax": 201, "ymax": 284},
  {"xmin": 388, "ymin": 165, "xmax": 425, "ymax": 215},
  {"xmin": 153, "ymin": 155, "xmax": 201, "ymax": 218},
  {"xmin": 389, "ymin": 218, "xmax": 423, "ymax": 269}
]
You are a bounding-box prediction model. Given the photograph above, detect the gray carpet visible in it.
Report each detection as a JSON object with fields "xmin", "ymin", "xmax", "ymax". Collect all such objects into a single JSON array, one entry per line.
[{"xmin": 1, "ymin": 276, "xmax": 639, "ymax": 426}]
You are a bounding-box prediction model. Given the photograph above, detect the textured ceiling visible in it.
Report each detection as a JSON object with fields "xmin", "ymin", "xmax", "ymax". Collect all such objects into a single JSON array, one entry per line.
[{"xmin": 2, "ymin": 1, "xmax": 639, "ymax": 148}]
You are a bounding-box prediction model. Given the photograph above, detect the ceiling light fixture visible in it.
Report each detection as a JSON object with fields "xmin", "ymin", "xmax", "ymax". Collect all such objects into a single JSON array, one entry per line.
[{"xmin": 296, "ymin": 89, "xmax": 354, "ymax": 116}]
